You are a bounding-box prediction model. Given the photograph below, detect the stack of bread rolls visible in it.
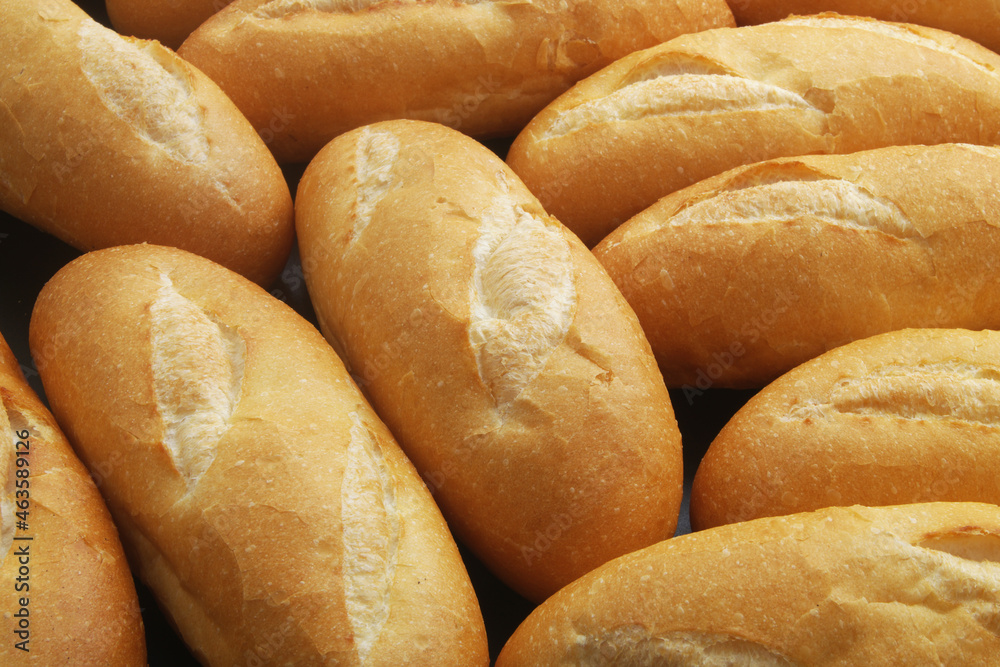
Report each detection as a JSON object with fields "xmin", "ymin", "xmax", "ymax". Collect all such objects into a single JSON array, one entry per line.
[{"xmin": 2, "ymin": 0, "xmax": 1000, "ymax": 662}]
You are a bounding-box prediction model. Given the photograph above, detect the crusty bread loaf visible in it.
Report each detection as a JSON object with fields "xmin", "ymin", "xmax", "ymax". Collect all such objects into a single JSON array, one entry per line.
[
  {"xmin": 0, "ymin": 332, "xmax": 145, "ymax": 665},
  {"xmin": 729, "ymin": 0, "xmax": 1000, "ymax": 54},
  {"xmin": 0, "ymin": 0, "xmax": 293, "ymax": 286},
  {"xmin": 177, "ymin": 0, "xmax": 734, "ymax": 164},
  {"xmin": 691, "ymin": 328, "xmax": 1000, "ymax": 531},
  {"xmin": 508, "ymin": 14, "xmax": 1000, "ymax": 246},
  {"xmin": 107, "ymin": 0, "xmax": 230, "ymax": 50},
  {"xmin": 594, "ymin": 143, "xmax": 1000, "ymax": 389},
  {"xmin": 498, "ymin": 502, "xmax": 1000, "ymax": 665},
  {"xmin": 29, "ymin": 244, "xmax": 488, "ymax": 666},
  {"xmin": 295, "ymin": 120, "xmax": 683, "ymax": 603}
]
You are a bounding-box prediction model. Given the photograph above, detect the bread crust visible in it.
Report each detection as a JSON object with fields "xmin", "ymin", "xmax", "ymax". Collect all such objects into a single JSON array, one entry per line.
[
  {"xmin": 498, "ymin": 502, "xmax": 1000, "ymax": 666},
  {"xmin": 691, "ymin": 328, "xmax": 1000, "ymax": 531},
  {"xmin": 107, "ymin": 0, "xmax": 231, "ymax": 49},
  {"xmin": 0, "ymin": 333, "xmax": 146, "ymax": 665},
  {"xmin": 0, "ymin": 0, "xmax": 294, "ymax": 286},
  {"xmin": 295, "ymin": 120, "xmax": 683, "ymax": 602},
  {"xmin": 730, "ymin": 0, "xmax": 1000, "ymax": 54},
  {"xmin": 509, "ymin": 14, "xmax": 1000, "ymax": 246},
  {"xmin": 594, "ymin": 144, "xmax": 1000, "ymax": 388},
  {"xmin": 177, "ymin": 0, "xmax": 734, "ymax": 164},
  {"xmin": 29, "ymin": 244, "xmax": 488, "ymax": 666}
]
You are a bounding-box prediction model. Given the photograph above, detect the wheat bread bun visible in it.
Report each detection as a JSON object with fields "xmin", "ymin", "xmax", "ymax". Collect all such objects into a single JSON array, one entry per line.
[
  {"xmin": 729, "ymin": 0, "xmax": 1000, "ymax": 54},
  {"xmin": 177, "ymin": 0, "xmax": 734, "ymax": 164},
  {"xmin": 594, "ymin": 143, "xmax": 1000, "ymax": 389},
  {"xmin": 0, "ymin": 0, "xmax": 293, "ymax": 286},
  {"xmin": 28, "ymin": 243, "xmax": 488, "ymax": 666},
  {"xmin": 0, "ymin": 332, "xmax": 146, "ymax": 665},
  {"xmin": 497, "ymin": 502, "xmax": 1000, "ymax": 666},
  {"xmin": 691, "ymin": 328, "xmax": 1000, "ymax": 531},
  {"xmin": 295, "ymin": 120, "xmax": 684, "ymax": 603},
  {"xmin": 508, "ymin": 14, "xmax": 1000, "ymax": 246},
  {"xmin": 107, "ymin": 0, "xmax": 231, "ymax": 49}
]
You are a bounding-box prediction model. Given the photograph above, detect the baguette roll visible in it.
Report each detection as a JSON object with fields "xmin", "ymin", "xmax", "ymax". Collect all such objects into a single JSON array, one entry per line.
[
  {"xmin": 729, "ymin": 1, "xmax": 1000, "ymax": 54},
  {"xmin": 508, "ymin": 15, "xmax": 1000, "ymax": 246},
  {"xmin": 0, "ymin": 332, "xmax": 146, "ymax": 665},
  {"xmin": 594, "ymin": 144, "xmax": 1000, "ymax": 388},
  {"xmin": 107, "ymin": 0, "xmax": 231, "ymax": 50},
  {"xmin": 691, "ymin": 328, "xmax": 1000, "ymax": 531},
  {"xmin": 0, "ymin": 0, "xmax": 294, "ymax": 287},
  {"xmin": 177, "ymin": 0, "xmax": 734, "ymax": 164},
  {"xmin": 295, "ymin": 120, "xmax": 683, "ymax": 602},
  {"xmin": 29, "ymin": 244, "xmax": 488, "ymax": 666},
  {"xmin": 498, "ymin": 503, "xmax": 1000, "ymax": 665}
]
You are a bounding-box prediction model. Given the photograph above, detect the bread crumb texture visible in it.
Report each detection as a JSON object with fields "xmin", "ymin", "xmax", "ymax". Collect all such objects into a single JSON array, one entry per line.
[
  {"xmin": 786, "ymin": 362, "xmax": 1000, "ymax": 426},
  {"xmin": 341, "ymin": 412, "xmax": 399, "ymax": 664},
  {"xmin": 568, "ymin": 628, "xmax": 799, "ymax": 666},
  {"xmin": 352, "ymin": 128, "xmax": 400, "ymax": 243},
  {"xmin": 77, "ymin": 22, "xmax": 209, "ymax": 163},
  {"xmin": 149, "ymin": 274, "xmax": 244, "ymax": 488},
  {"xmin": 469, "ymin": 176, "xmax": 576, "ymax": 410},
  {"xmin": 670, "ymin": 179, "xmax": 917, "ymax": 239},
  {"xmin": 0, "ymin": 398, "xmax": 15, "ymax": 567}
]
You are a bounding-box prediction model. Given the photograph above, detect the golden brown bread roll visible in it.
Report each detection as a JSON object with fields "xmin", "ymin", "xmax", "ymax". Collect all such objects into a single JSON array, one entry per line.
[
  {"xmin": 295, "ymin": 120, "xmax": 684, "ymax": 603},
  {"xmin": 0, "ymin": 0, "xmax": 294, "ymax": 286},
  {"xmin": 729, "ymin": 0, "xmax": 1000, "ymax": 54},
  {"xmin": 498, "ymin": 502, "xmax": 1000, "ymax": 665},
  {"xmin": 691, "ymin": 328, "xmax": 1000, "ymax": 531},
  {"xmin": 594, "ymin": 143, "xmax": 1000, "ymax": 389},
  {"xmin": 29, "ymin": 244, "xmax": 488, "ymax": 666},
  {"xmin": 107, "ymin": 0, "xmax": 231, "ymax": 50},
  {"xmin": 177, "ymin": 0, "xmax": 735, "ymax": 164},
  {"xmin": 508, "ymin": 14, "xmax": 1000, "ymax": 246},
  {"xmin": 0, "ymin": 331, "xmax": 145, "ymax": 665}
]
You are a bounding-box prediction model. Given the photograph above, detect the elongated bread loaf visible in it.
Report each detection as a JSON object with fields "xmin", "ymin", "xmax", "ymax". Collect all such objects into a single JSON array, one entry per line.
[
  {"xmin": 296, "ymin": 120, "xmax": 683, "ymax": 602},
  {"xmin": 594, "ymin": 144, "xmax": 1000, "ymax": 389},
  {"xmin": 498, "ymin": 502, "xmax": 1000, "ymax": 666},
  {"xmin": 29, "ymin": 244, "xmax": 488, "ymax": 666},
  {"xmin": 107, "ymin": 0, "xmax": 230, "ymax": 49},
  {"xmin": 509, "ymin": 14, "xmax": 1000, "ymax": 246},
  {"xmin": 177, "ymin": 0, "xmax": 734, "ymax": 164},
  {"xmin": 0, "ymin": 0, "xmax": 293, "ymax": 286},
  {"xmin": 691, "ymin": 328, "xmax": 1000, "ymax": 531},
  {"xmin": 0, "ymin": 332, "xmax": 145, "ymax": 665},
  {"xmin": 729, "ymin": 1, "xmax": 1000, "ymax": 54}
]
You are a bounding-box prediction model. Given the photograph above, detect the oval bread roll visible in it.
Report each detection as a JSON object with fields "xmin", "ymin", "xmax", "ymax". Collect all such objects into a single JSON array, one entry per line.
[
  {"xmin": 295, "ymin": 120, "xmax": 684, "ymax": 602},
  {"xmin": 0, "ymin": 332, "xmax": 146, "ymax": 665},
  {"xmin": 594, "ymin": 144, "xmax": 1000, "ymax": 389},
  {"xmin": 729, "ymin": 1, "xmax": 1000, "ymax": 54},
  {"xmin": 177, "ymin": 0, "xmax": 735, "ymax": 164},
  {"xmin": 691, "ymin": 328, "xmax": 1000, "ymax": 531},
  {"xmin": 508, "ymin": 14, "xmax": 1000, "ymax": 246},
  {"xmin": 107, "ymin": 0, "xmax": 232, "ymax": 50},
  {"xmin": 498, "ymin": 503, "xmax": 1000, "ymax": 666},
  {"xmin": 29, "ymin": 244, "xmax": 488, "ymax": 666},
  {"xmin": 0, "ymin": 0, "xmax": 294, "ymax": 286}
]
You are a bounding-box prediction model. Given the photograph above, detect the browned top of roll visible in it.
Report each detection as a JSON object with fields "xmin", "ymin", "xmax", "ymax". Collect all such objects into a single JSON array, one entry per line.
[{"xmin": 498, "ymin": 502, "xmax": 1000, "ymax": 665}]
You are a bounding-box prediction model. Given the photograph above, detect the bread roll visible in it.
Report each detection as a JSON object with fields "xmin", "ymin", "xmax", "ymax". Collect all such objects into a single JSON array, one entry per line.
[
  {"xmin": 177, "ymin": 0, "xmax": 734, "ymax": 164},
  {"xmin": 295, "ymin": 120, "xmax": 683, "ymax": 602},
  {"xmin": 0, "ymin": 0, "xmax": 293, "ymax": 287},
  {"xmin": 107, "ymin": 0, "xmax": 231, "ymax": 50},
  {"xmin": 594, "ymin": 144, "xmax": 1000, "ymax": 389},
  {"xmin": 0, "ymin": 332, "xmax": 145, "ymax": 665},
  {"xmin": 729, "ymin": 1, "xmax": 1000, "ymax": 54},
  {"xmin": 508, "ymin": 14, "xmax": 1000, "ymax": 246},
  {"xmin": 498, "ymin": 502, "xmax": 1000, "ymax": 665},
  {"xmin": 691, "ymin": 328, "xmax": 1000, "ymax": 531},
  {"xmin": 29, "ymin": 244, "xmax": 488, "ymax": 666}
]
